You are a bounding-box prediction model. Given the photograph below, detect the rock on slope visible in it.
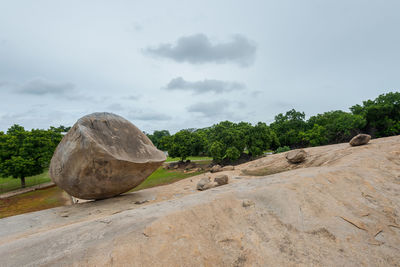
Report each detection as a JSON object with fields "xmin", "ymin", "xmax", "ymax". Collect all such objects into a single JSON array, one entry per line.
[{"xmin": 1, "ymin": 136, "xmax": 400, "ymax": 266}]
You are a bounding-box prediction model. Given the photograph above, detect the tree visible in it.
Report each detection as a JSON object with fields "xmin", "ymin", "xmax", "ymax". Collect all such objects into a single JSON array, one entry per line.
[
  {"xmin": 307, "ymin": 111, "xmax": 366, "ymax": 143},
  {"xmin": 167, "ymin": 130, "xmax": 205, "ymax": 161},
  {"xmin": 270, "ymin": 109, "xmax": 307, "ymax": 148},
  {"xmin": 350, "ymin": 92, "xmax": 400, "ymax": 137},
  {"xmin": 0, "ymin": 125, "xmax": 62, "ymax": 188},
  {"xmin": 147, "ymin": 130, "xmax": 170, "ymax": 149},
  {"xmin": 299, "ymin": 124, "xmax": 328, "ymax": 147},
  {"xmin": 247, "ymin": 122, "xmax": 277, "ymax": 157}
]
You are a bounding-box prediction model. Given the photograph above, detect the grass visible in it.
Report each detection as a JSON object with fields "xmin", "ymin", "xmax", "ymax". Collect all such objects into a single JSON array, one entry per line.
[
  {"xmin": 0, "ymin": 186, "xmax": 68, "ymax": 219},
  {"xmin": 165, "ymin": 156, "xmax": 212, "ymax": 162},
  {"xmin": 131, "ymin": 167, "xmax": 204, "ymax": 191},
  {"xmin": 0, "ymin": 171, "xmax": 51, "ymax": 194}
]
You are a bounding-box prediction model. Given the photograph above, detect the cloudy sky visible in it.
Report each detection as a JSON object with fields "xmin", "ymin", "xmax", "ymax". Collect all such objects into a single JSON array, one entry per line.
[{"xmin": 0, "ymin": 0, "xmax": 399, "ymax": 133}]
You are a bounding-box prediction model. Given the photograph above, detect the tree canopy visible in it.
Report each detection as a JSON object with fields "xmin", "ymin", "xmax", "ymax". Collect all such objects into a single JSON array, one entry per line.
[{"xmin": 0, "ymin": 125, "xmax": 62, "ymax": 188}]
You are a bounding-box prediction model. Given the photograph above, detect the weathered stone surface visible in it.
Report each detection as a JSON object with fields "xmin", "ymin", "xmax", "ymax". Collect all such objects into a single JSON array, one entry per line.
[
  {"xmin": 210, "ymin": 164, "xmax": 222, "ymax": 173},
  {"xmin": 196, "ymin": 177, "xmax": 215, "ymax": 191},
  {"xmin": 286, "ymin": 149, "xmax": 307, "ymax": 164},
  {"xmin": 1, "ymin": 136, "xmax": 400, "ymax": 266},
  {"xmin": 349, "ymin": 133, "xmax": 371, "ymax": 146},
  {"xmin": 222, "ymin": 165, "xmax": 235, "ymax": 171},
  {"xmin": 49, "ymin": 112, "xmax": 166, "ymax": 200},
  {"xmin": 214, "ymin": 174, "xmax": 229, "ymax": 185}
]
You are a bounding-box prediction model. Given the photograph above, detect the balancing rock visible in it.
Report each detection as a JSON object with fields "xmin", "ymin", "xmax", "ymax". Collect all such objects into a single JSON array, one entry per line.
[{"xmin": 49, "ymin": 112, "xmax": 166, "ymax": 200}]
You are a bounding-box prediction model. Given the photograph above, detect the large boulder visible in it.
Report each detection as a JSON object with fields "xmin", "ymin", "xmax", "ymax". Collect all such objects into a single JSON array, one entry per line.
[
  {"xmin": 349, "ymin": 134, "xmax": 371, "ymax": 146},
  {"xmin": 286, "ymin": 149, "xmax": 307, "ymax": 164},
  {"xmin": 49, "ymin": 112, "xmax": 166, "ymax": 200}
]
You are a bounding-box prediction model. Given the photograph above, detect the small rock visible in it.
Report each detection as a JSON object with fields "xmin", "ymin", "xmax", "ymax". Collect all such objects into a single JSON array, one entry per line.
[
  {"xmin": 210, "ymin": 165, "xmax": 222, "ymax": 173},
  {"xmin": 349, "ymin": 134, "xmax": 371, "ymax": 146},
  {"xmin": 286, "ymin": 149, "xmax": 307, "ymax": 164},
  {"xmin": 242, "ymin": 199, "xmax": 255, "ymax": 207},
  {"xmin": 214, "ymin": 174, "xmax": 229, "ymax": 185},
  {"xmin": 222, "ymin": 165, "xmax": 235, "ymax": 171},
  {"xmin": 197, "ymin": 177, "xmax": 215, "ymax": 191}
]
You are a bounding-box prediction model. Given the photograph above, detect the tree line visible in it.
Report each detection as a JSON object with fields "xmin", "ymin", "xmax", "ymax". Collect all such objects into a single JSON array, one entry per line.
[
  {"xmin": 0, "ymin": 92, "xmax": 398, "ymax": 188},
  {"xmin": 147, "ymin": 92, "xmax": 400, "ymax": 162}
]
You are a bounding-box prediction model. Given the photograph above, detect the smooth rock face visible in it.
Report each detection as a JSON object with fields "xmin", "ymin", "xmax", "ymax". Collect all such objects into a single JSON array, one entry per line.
[
  {"xmin": 349, "ymin": 133, "xmax": 371, "ymax": 146},
  {"xmin": 286, "ymin": 149, "xmax": 307, "ymax": 163},
  {"xmin": 222, "ymin": 165, "xmax": 235, "ymax": 171},
  {"xmin": 49, "ymin": 112, "xmax": 166, "ymax": 200}
]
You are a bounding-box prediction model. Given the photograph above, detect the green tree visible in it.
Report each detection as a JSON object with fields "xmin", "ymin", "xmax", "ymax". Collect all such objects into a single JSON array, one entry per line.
[
  {"xmin": 247, "ymin": 122, "xmax": 276, "ymax": 157},
  {"xmin": 350, "ymin": 92, "xmax": 400, "ymax": 137},
  {"xmin": 147, "ymin": 130, "xmax": 170, "ymax": 149},
  {"xmin": 209, "ymin": 141, "xmax": 224, "ymax": 162},
  {"xmin": 299, "ymin": 124, "xmax": 328, "ymax": 147},
  {"xmin": 307, "ymin": 111, "xmax": 366, "ymax": 143},
  {"xmin": 225, "ymin": 146, "xmax": 241, "ymax": 161},
  {"xmin": 167, "ymin": 130, "xmax": 205, "ymax": 161},
  {"xmin": 0, "ymin": 125, "xmax": 62, "ymax": 188},
  {"xmin": 270, "ymin": 109, "xmax": 307, "ymax": 148}
]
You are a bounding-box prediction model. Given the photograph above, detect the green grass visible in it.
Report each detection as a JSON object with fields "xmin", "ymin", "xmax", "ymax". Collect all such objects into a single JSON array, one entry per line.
[
  {"xmin": 0, "ymin": 170, "xmax": 51, "ymax": 194},
  {"xmin": 165, "ymin": 156, "xmax": 212, "ymax": 162},
  {"xmin": 0, "ymin": 186, "xmax": 68, "ymax": 219},
  {"xmin": 131, "ymin": 167, "xmax": 204, "ymax": 191}
]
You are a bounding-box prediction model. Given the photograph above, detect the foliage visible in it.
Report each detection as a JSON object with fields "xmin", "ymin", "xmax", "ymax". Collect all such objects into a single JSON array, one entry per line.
[
  {"xmin": 147, "ymin": 130, "xmax": 170, "ymax": 149},
  {"xmin": 270, "ymin": 109, "xmax": 307, "ymax": 148},
  {"xmin": 350, "ymin": 92, "xmax": 400, "ymax": 137},
  {"xmin": 0, "ymin": 125, "xmax": 62, "ymax": 188},
  {"xmin": 275, "ymin": 146, "xmax": 291, "ymax": 154},
  {"xmin": 299, "ymin": 124, "xmax": 328, "ymax": 147},
  {"xmin": 307, "ymin": 111, "xmax": 366, "ymax": 143},
  {"xmin": 166, "ymin": 130, "xmax": 205, "ymax": 161},
  {"xmin": 225, "ymin": 146, "xmax": 241, "ymax": 161}
]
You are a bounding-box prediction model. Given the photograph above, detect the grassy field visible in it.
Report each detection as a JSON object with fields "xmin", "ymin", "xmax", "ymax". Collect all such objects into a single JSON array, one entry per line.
[
  {"xmin": 0, "ymin": 186, "xmax": 69, "ymax": 219},
  {"xmin": 0, "ymin": 166, "xmax": 203, "ymax": 219},
  {"xmin": 0, "ymin": 171, "xmax": 51, "ymax": 194},
  {"xmin": 131, "ymin": 167, "xmax": 204, "ymax": 191},
  {"xmin": 165, "ymin": 156, "xmax": 212, "ymax": 162}
]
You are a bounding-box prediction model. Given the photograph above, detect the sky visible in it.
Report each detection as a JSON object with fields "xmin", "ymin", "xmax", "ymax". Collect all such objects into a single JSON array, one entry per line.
[{"xmin": 0, "ymin": 0, "xmax": 399, "ymax": 133}]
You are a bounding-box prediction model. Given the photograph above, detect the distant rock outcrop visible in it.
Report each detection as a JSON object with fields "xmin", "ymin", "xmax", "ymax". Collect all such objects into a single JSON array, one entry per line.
[
  {"xmin": 210, "ymin": 164, "xmax": 222, "ymax": 173},
  {"xmin": 286, "ymin": 149, "xmax": 307, "ymax": 163},
  {"xmin": 349, "ymin": 134, "xmax": 371, "ymax": 146},
  {"xmin": 49, "ymin": 112, "xmax": 166, "ymax": 200}
]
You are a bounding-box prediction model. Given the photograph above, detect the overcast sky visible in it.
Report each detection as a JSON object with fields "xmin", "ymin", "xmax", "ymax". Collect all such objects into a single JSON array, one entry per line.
[{"xmin": 0, "ymin": 0, "xmax": 399, "ymax": 133}]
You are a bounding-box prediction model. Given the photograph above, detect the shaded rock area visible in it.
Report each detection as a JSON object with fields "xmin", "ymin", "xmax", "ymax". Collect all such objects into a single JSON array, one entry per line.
[
  {"xmin": 350, "ymin": 133, "xmax": 371, "ymax": 146},
  {"xmin": 49, "ymin": 112, "xmax": 166, "ymax": 200},
  {"xmin": 286, "ymin": 149, "xmax": 307, "ymax": 164},
  {"xmin": 1, "ymin": 135, "xmax": 400, "ymax": 266}
]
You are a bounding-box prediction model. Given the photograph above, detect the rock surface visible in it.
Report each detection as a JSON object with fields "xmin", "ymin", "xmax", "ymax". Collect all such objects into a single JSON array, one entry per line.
[
  {"xmin": 49, "ymin": 112, "xmax": 166, "ymax": 200},
  {"xmin": 214, "ymin": 174, "xmax": 229, "ymax": 185},
  {"xmin": 222, "ymin": 165, "xmax": 235, "ymax": 171},
  {"xmin": 349, "ymin": 133, "xmax": 371, "ymax": 146},
  {"xmin": 1, "ymin": 135, "xmax": 400, "ymax": 266},
  {"xmin": 196, "ymin": 177, "xmax": 215, "ymax": 191},
  {"xmin": 210, "ymin": 164, "xmax": 222, "ymax": 173},
  {"xmin": 286, "ymin": 149, "xmax": 307, "ymax": 163}
]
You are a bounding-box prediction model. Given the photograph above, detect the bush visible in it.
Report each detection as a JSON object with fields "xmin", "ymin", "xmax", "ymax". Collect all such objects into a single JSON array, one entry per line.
[{"xmin": 274, "ymin": 146, "xmax": 290, "ymax": 154}]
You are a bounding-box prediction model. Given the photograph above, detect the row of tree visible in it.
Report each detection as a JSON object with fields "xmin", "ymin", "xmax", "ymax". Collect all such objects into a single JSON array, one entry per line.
[{"xmin": 147, "ymin": 92, "xmax": 400, "ymax": 161}]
